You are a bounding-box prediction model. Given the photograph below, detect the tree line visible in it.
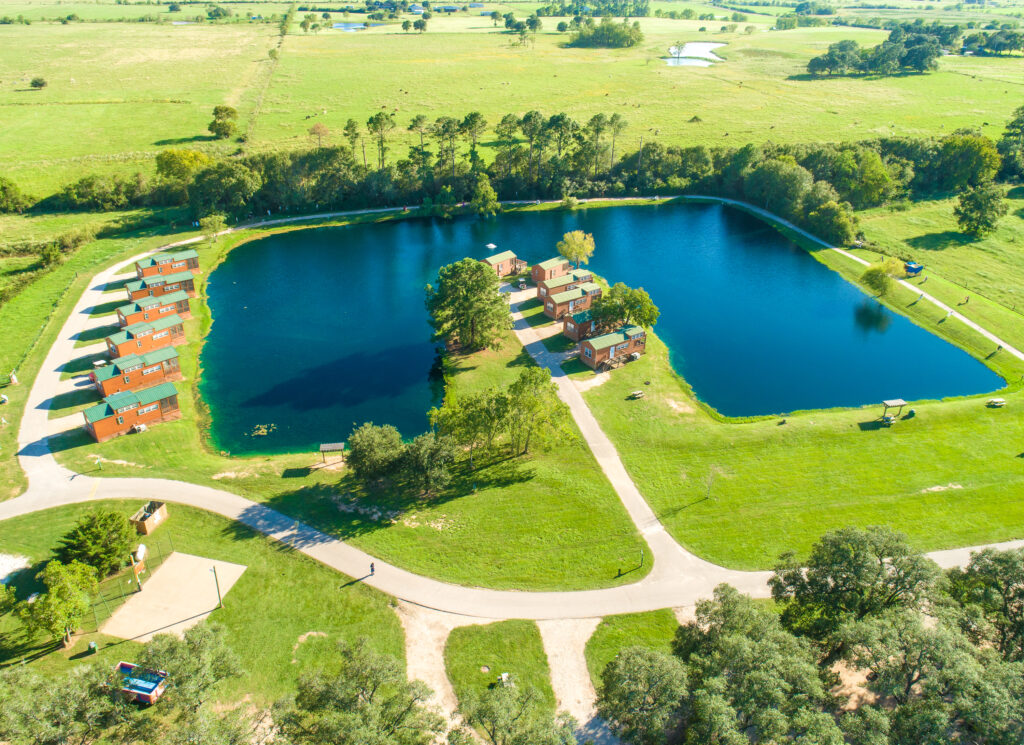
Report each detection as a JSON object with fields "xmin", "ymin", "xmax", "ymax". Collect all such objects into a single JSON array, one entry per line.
[
  {"xmin": 596, "ymin": 527, "xmax": 1024, "ymax": 745},
  {"xmin": 4, "ymin": 106, "xmax": 1023, "ymax": 252}
]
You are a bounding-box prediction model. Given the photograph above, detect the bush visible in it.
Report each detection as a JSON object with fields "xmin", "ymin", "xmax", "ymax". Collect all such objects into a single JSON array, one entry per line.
[
  {"xmin": 346, "ymin": 422, "xmax": 406, "ymax": 483},
  {"xmin": 29, "ymin": 77, "xmax": 46, "ymax": 89},
  {"xmin": 0, "ymin": 176, "xmax": 29, "ymax": 213},
  {"xmin": 55, "ymin": 509, "xmax": 135, "ymax": 576},
  {"xmin": 861, "ymin": 265, "xmax": 892, "ymax": 296}
]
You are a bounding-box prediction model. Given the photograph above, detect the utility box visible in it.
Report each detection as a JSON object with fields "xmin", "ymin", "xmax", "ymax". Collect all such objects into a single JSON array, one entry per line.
[{"xmin": 129, "ymin": 501, "xmax": 168, "ymax": 535}]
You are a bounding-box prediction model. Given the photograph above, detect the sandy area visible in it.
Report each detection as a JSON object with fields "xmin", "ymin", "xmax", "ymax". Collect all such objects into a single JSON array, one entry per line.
[
  {"xmin": 101, "ymin": 552, "xmax": 247, "ymax": 642},
  {"xmin": 0, "ymin": 553, "xmax": 30, "ymax": 584},
  {"xmin": 574, "ymin": 373, "xmax": 610, "ymax": 392},
  {"xmin": 666, "ymin": 398, "xmax": 694, "ymax": 414}
]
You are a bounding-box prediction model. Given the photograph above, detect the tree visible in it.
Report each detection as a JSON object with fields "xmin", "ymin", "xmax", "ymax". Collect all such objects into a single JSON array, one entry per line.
[
  {"xmin": 585, "ymin": 113, "xmax": 609, "ymax": 176},
  {"xmin": 413, "ymin": 17, "xmax": 427, "ymax": 31},
  {"xmin": 936, "ymin": 133, "xmax": 1001, "ymax": 191},
  {"xmin": 673, "ymin": 584, "xmax": 844, "ymax": 745},
  {"xmin": 556, "ymin": 230, "xmax": 595, "ymax": 268},
  {"xmin": 953, "ymin": 183, "xmax": 1008, "ymax": 238},
  {"xmin": 608, "ymin": 113, "xmax": 627, "ymax": 169},
  {"xmin": 460, "ymin": 111, "xmax": 488, "ymax": 152},
  {"xmin": 155, "ymin": 149, "xmax": 214, "ymax": 184},
  {"xmin": 402, "ymin": 432, "xmax": 456, "ymax": 494},
  {"xmin": 525, "ymin": 13, "xmax": 542, "ymax": 32},
  {"xmin": 770, "ymin": 526, "xmax": 941, "ymax": 651},
  {"xmin": 367, "ymin": 112, "xmax": 397, "ymax": 170},
  {"xmin": 997, "ymin": 103, "xmax": 1024, "ymax": 181},
  {"xmin": 806, "ymin": 200, "xmax": 856, "ymax": 245},
  {"xmin": 188, "ymin": 161, "xmax": 262, "ymax": 218},
  {"xmin": 408, "ymin": 114, "xmax": 429, "ymax": 150},
  {"xmin": 590, "ymin": 282, "xmax": 660, "ymax": 331},
  {"xmin": 207, "ymin": 105, "xmax": 238, "ymax": 140},
  {"xmin": 556, "ymin": 20, "xmax": 568, "ymax": 32},
  {"xmin": 55, "ymin": 508, "xmax": 134, "ymax": 576},
  {"xmin": 458, "ymin": 681, "xmax": 576, "ymax": 745},
  {"xmin": 490, "ymin": 10, "xmax": 501, "ymax": 25},
  {"xmin": 861, "ymin": 265, "xmax": 891, "ymax": 295},
  {"xmin": 30, "ymin": 76, "xmax": 47, "ymax": 89},
  {"xmin": 343, "ymin": 118, "xmax": 367, "ymax": 169},
  {"xmin": 596, "ymin": 647, "xmax": 687, "ymax": 745},
  {"xmin": 402, "ymin": 19, "xmax": 411, "ymax": 31},
  {"xmin": 470, "ymin": 173, "xmax": 501, "ymax": 216},
  {"xmin": 308, "ymin": 122, "xmax": 330, "ymax": 148},
  {"xmin": 0, "ymin": 664, "xmax": 122, "ymax": 745},
  {"xmin": 506, "ymin": 367, "xmax": 567, "ymax": 455},
  {"xmin": 138, "ymin": 623, "xmax": 242, "ymax": 713},
  {"xmin": 743, "ymin": 157, "xmax": 814, "ymax": 221},
  {"xmin": 431, "ymin": 116, "xmax": 461, "ymax": 179},
  {"xmin": 198, "ymin": 213, "xmax": 227, "ymax": 242},
  {"xmin": 274, "ymin": 639, "xmax": 444, "ymax": 745},
  {"xmin": 947, "ymin": 547, "xmax": 1024, "ymax": 661},
  {"xmin": 425, "ymin": 258, "xmax": 509, "ymax": 351},
  {"xmin": 430, "ymin": 389, "xmax": 508, "ymax": 469},
  {"xmin": 519, "ymin": 110, "xmax": 546, "ymax": 178},
  {"xmin": 18, "ymin": 560, "xmax": 98, "ymax": 646},
  {"xmin": 0, "ymin": 175, "xmax": 29, "ymax": 213},
  {"xmin": 346, "ymin": 422, "xmax": 406, "ymax": 483}
]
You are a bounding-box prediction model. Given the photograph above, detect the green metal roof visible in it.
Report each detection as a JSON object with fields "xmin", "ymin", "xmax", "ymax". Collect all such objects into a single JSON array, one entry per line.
[
  {"xmin": 550, "ymin": 288, "xmax": 586, "ymax": 304},
  {"xmin": 586, "ymin": 325, "xmax": 646, "ymax": 351},
  {"xmin": 570, "ymin": 310, "xmax": 592, "ymax": 324},
  {"xmin": 483, "ymin": 250, "xmax": 517, "ymax": 265},
  {"xmin": 136, "ymin": 249, "xmax": 198, "ymax": 268},
  {"xmin": 577, "ymin": 282, "xmax": 602, "ymax": 294},
  {"xmin": 116, "ymin": 291, "xmax": 189, "ymax": 318},
  {"xmin": 540, "ymin": 271, "xmax": 591, "ymax": 291},
  {"xmin": 535, "ymin": 257, "xmax": 568, "ymax": 271},
  {"xmin": 86, "ymin": 382, "xmax": 178, "ymax": 423},
  {"xmin": 126, "ymin": 280, "xmax": 143, "ymax": 293},
  {"xmin": 93, "ymin": 347, "xmax": 178, "ymax": 382},
  {"xmin": 133, "ymin": 271, "xmax": 193, "ymax": 289},
  {"xmin": 106, "ymin": 314, "xmax": 183, "ymax": 346}
]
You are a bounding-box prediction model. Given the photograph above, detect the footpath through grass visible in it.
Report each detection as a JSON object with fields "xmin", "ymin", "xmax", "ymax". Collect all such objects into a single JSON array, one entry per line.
[
  {"xmin": 444, "ymin": 620, "xmax": 556, "ymax": 713},
  {"xmin": 0, "ymin": 500, "xmax": 404, "ymax": 703},
  {"xmin": 49, "ymin": 214, "xmax": 650, "ymax": 592}
]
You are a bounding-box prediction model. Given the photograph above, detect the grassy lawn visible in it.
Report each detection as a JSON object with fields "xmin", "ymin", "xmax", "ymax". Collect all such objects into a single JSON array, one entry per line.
[
  {"xmin": 444, "ymin": 619, "xmax": 555, "ymax": 712},
  {"xmin": 583, "ymin": 609, "xmax": 679, "ymax": 688},
  {"xmin": 0, "ymin": 500, "xmax": 404, "ymax": 703},
  {"xmin": 45, "ymin": 385, "xmax": 100, "ymax": 420},
  {"xmin": 50, "ymin": 215, "xmax": 650, "ymax": 592}
]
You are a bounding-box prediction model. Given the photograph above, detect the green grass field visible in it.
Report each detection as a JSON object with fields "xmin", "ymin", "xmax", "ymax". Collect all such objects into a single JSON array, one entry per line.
[
  {"xmin": 444, "ymin": 619, "xmax": 556, "ymax": 713},
  {"xmin": 0, "ymin": 500, "xmax": 404, "ymax": 703},
  {"xmin": 583, "ymin": 609, "xmax": 679, "ymax": 688}
]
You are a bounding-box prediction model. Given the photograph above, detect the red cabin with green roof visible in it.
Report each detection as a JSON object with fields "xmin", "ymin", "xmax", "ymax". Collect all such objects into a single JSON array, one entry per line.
[
  {"xmin": 536, "ymin": 269, "xmax": 593, "ymax": 300},
  {"xmin": 116, "ymin": 291, "xmax": 191, "ymax": 327},
  {"xmin": 580, "ymin": 325, "xmax": 647, "ymax": 370},
  {"xmin": 125, "ymin": 271, "xmax": 196, "ymax": 302},
  {"xmin": 105, "ymin": 314, "xmax": 185, "ymax": 359},
  {"xmin": 82, "ymin": 382, "xmax": 180, "ymax": 442},
  {"xmin": 562, "ymin": 310, "xmax": 597, "ymax": 342},
  {"xmin": 90, "ymin": 347, "xmax": 181, "ymax": 397},
  {"xmin": 544, "ymin": 281, "xmax": 602, "ymax": 320},
  {"xmin": 481, "ymin": 250, "xmax": 527, "ymax": 278},
  {"xmin": 134, "ymin": 249, "xmax": 199, "ymax": 279},
  {"xmin": 531, "ymin": 257, "xmax": 572, "ymax": 284}
]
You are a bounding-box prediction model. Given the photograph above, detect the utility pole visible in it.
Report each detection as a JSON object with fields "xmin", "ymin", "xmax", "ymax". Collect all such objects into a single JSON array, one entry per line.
[{"xmin": 212, "ymin": 566, "xmax": 223, "ymax": 609}]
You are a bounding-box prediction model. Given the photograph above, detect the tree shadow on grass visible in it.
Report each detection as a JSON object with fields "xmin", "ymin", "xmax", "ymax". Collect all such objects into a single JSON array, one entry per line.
[
  {"xmin": 220, "ymin": 452, "xmax": 534, "ymax": 548},
  {"xmin": 153, "ymin": 135, "xmax": 217, "ymax": 146},
  {"xmin": 906, "ymin": 231, "xmax": 973, "ymax": 251},
  {"xmin": 506, "ymin": 345, "xmax": 535, "ymax": 371},
  {"xmin": 1007, "ymin": 186, "xmax": 1024, "ymax": 200}
]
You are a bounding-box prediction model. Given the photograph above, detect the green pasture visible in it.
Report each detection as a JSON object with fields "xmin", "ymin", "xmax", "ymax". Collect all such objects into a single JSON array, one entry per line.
[
  {"xmin": 444, "ymin": 620, "xmax": 556, "ymax": 713},
  {"xmin": 0, "ymin": 500, "xmax": 405, "ymax": 703},
  {"xmin": 0, "ymin": 1, "xmax": 294, "ymax": 21},
  {"xmin": 583, "ymin": 609, "xmax": 679, "ymax": 688}
]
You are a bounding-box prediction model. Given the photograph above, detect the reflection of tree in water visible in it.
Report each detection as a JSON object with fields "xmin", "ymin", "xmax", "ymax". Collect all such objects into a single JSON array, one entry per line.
[{"xmin": 854, "ymin": 300, "xmax": 892, "ymax": 335}]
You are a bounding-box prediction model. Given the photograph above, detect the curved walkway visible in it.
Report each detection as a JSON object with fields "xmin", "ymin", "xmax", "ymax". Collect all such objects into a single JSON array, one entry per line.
[{"xmin": 7, "ymin": 198, "xmax": 1024, "ymax": 624}]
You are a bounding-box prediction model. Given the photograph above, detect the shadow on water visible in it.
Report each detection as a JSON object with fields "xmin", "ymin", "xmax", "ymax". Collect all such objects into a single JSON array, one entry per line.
[
  {"xmin": 241, "ymin": 343, "xmax": 437, "ymax": 411},
  {"xmin": 219, "ymin": 453, "xmax": 534, "ymax": 547},
  {"xmin": 853, "ymin": 300, "xmax": 893, "ymax": 335}
]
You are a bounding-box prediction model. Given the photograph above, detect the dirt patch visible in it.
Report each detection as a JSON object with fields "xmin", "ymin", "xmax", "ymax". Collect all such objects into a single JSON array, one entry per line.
[
  {"xmin": 832, "ymin": 661, "xmax": 879, "ymax": 711},
  {"xmin": 573, "ymin": 373, "xmax": 609, "ymax": 392},
  {"xmin": 86, "ymin": 454, "xmax": 148, "ymax": 469},
  {"xmin": 666, "ymin": 398, "xmax": 694, "ymax": 414},
  {"xmin": 921, "ymin": 483, "xmax": 963, "ymax": 493},
  {"xmin": 402, "ymin": 513, "xmax": 456, "ymax": 532},
  {"xmin": 331, "ymin": 494, "xmax": 400, "ymax": 523},
  {"xmin": 0, "ymin": 554, "xmax": 30, "ymax": 584},
  {"xmin": 292, "ymin": 631, "xmax": 328, "ymax": 663},
  {"xmin": 212, "ymin": 470, "xmax": 254, "ymax": 480}
]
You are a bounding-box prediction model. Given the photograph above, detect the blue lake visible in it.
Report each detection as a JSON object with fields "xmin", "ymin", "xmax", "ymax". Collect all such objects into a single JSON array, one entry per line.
[{"xmin": 200, "ymin": 203, "xmax": 1004, "ymax": 454}]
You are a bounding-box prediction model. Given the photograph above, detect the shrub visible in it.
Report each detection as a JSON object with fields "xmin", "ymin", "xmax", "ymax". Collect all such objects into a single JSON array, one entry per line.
[
  {"xmin": 55, "ymin": 509, "xmax": 135, "ymax": 576},
  {"xmin": 861, "ymin": 265, "xmax": 892, "ymax": 296},
  {"xmin": 0, "ymin": 176, "xmax": 29, "ymax": 213},
  {"xmin": 29, "ymin": 77, "xmax": 47, "ymax": 89}
]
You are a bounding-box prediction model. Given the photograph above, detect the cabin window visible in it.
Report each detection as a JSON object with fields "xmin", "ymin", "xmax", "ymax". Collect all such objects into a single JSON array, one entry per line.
[
  {"xmin": 172, "ymin": 261, "xmax": 185, "ymax": 268},
  {"xmin": 138, "ymin": 403, "xmax": 158, "ymax": 415},
  {"xmin": 584, "ymin": 347, "xmax": 592, "ymax": 358},
  {"xmin": 153, "ymin": 330, "xmax": 169, "ymax": 340},
  {"xmin": 567, "ymin": 323, "xmax": 575, "ymax": 331},
  {"xmin": 143, "ymin": 365, "xmax": 160, "ymax": 375},
  {"xmin": 540, "ymin": 288, "xmax": 546, "ymax": 296},
  {"xmin": 166, "ymin": 284, "xmax": 179, "ymax": 291},
  {"xmin": 136, "ymin": 340, "xmax": 143, "ymax": 348},
  {"xmin": 546, "ymin": 302, "xmax": 553, "ymax": 311},
  {"xmin": 616, "ymin": 343, "xmax": 629, "ymax": 353},
  {"xmin": 160, "ymin": 306, "xmax": 173, "ymax": 313},
  {"xmin": 116, "ymin": 416, "xmax": 124, "ymax": 425}
]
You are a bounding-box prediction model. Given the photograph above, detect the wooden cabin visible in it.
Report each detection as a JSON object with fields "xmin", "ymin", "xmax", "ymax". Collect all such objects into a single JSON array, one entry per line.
[
  {"xmin": 134, "ymin": 249, "xmax": 200, "ymax": 279},
  {"xmin": 580, "ymin": 325, "xmax": 647, "ymax": 370},
  {"xmin": 83, "ymin": 382, "xmax": 180, "ymax": 442},
  {"xmin": 125, "ymin": 271, "xmax": 196, "ymax": 302},
  {"xmin": 116, "ymin": 291, "xmax": 191, "ymax": 327},
  {"xmin": 562, "ymin": 310, "xmax": 597, "ymax": 342},
  {"xmin": 105, "ymin": 314, "xmax": 185, "ymax": 359},
  {"xmin": 481, "ymin": 250, "xmax": 526, "ymax": 278},
  {"xmin": 91, "ymin": 347, "xmax": 181, "ymax": 397},
  {"xmin": 544, "ymin": 282, "xmax": 602, "ymax": 320},
  {"xmin": 536, "ymin": 269, "xmax": 593, "ymax": 300},
  {"xmin": 531, "ymin": 257, "xmax": 572, "ymax": 284}
]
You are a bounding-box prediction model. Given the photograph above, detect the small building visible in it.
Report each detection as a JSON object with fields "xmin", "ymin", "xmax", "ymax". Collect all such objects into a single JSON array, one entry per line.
[
  {"xmin": 125, "ymin": 271, "xmax": 196, "ymax": 302},
  {"xmin": 83, "ymin": 382, "xmax": 180, "ymax": 442},
  {"xmin": 114, "ymin": 661, "xmax": 168, "ymax": 705},
  {"xmin": 562, "ymin": 309, "xmax": 596, "ymax": 341},
  {"xmin": 134, "ymin": 249, "xmax": 200, "ymax": 279},
  {"xmin": 580, "ymin": 325, "xmax": 647, "ymax": 370},
  {"xmin": 481, "ymin": 250, "xmax": 527, "ymax": 278},
  {"xmin": 544, "ymin": 281, "xmax": 601, "ymax": 320},
  {"xmin": 115, "ymin": 291, "xmax": 191, "ymax": 327},
  {"xmin": 91, "ymin": 347, "xmax": 181, "ymax": 397},
  {"xmin": 105, "ymin": 314, "xmax": 185, "ymax": 359},
  {"xmin": 537, "ymin": 269, "xmax": 593, "ymax": 299},
  {"xmin": 531, "ymin": 257, "xmax": 572, "ymax": 284}
]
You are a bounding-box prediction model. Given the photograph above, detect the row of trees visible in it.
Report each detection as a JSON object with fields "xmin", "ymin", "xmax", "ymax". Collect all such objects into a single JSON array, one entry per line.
[
  {"xmin": 567, "ymin": 16, "xmax": 644, "ymax": 47},
  {"xmin": 807, "ymin": 32, "xmax": 942, "ymax": 76},
  {"xmin": 596, "ymin": 527, "xmax": 1024, "ymax": 745}
]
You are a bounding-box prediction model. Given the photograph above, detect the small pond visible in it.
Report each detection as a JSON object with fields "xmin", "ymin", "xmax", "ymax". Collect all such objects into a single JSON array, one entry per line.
[
  {"xmin": 666, "ymin": 41, "xmax": 724, "ymax": 66},
  {"xmin": 332, "ymin": 21, "xmax": 382, "ymax": 30},
  {"xmin": 200, "ymin": 203, "xmax": 1004, "ymax": 454}
]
